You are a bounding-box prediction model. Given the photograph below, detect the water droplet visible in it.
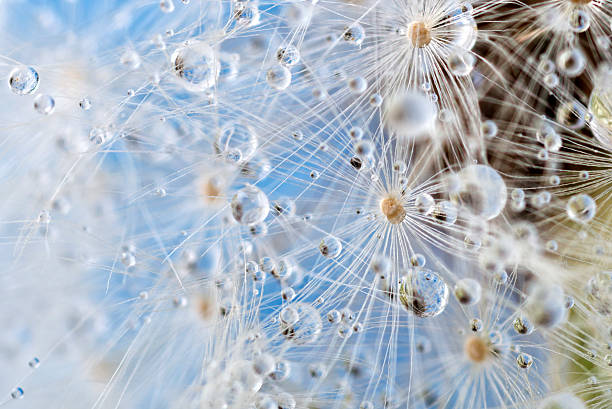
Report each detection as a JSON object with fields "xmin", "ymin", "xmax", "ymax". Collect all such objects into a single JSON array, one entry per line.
[
  {"xmin": 280, "ymin": 303, "xmax": 322, "ymax": 344},
  {"xmin": 567, "ymin": 194, "xmax": 596, "ymax": 223},
  {"xmin": 79, "ymin": 97, "xmax": 91, "ymax": 110},
  {"xmin": 399, "ymin": 269, "xmax": 449, "ymax": 318},
  {"xmin": 516, "ymin": 352, "xmax": 533, "ymax": 369},
  {"xmin": 513, "ymin": 316, "xmax": 534, "ymax": 335},
  {"xmin": 319, "ymin": 235, "xmax": 342, "ymax": 258},
  {"xmin": 557, "ymin": 48, "xmax": 586, "ymax": 78},
  {"xmin": 276, "ymin": 45, "xmax": 300, "ymax": 67},
  {"xmin": 266, "ymin": 65, "xmax": 291, "ymax": 90},
  {"xmin": 11, "ymin": 387, "xmax": 24, "ymax": 399},
  {"xmin": 448, "ymin": 51, "xmax": 475, "ymax": 76},
  {"xmin": 33, "ymin": 94, "xmax": 55, "ymax": 115},
  {"xmin": 8, "ymin": 66, "xmax": 39, "ymax": 95},
  {"xmin": 454, "ymin": 278, "xmax": 482, "ymax": 305},
  {"xmin": 231, "ymin": 185, "xmax": 270, "ymax": 225},
  {"xmin": 120, "ymin": 49, "xmax": 141, "ymax": 70},
  {"xmin": 171, "ymin": 42, "xmax": 220, "ymax": 91},
  {"xmin": 569, "ymin": 9, "xmax": 590, "ymax": 33},
  {"xmin": 215, "ymin": 123, "xmax": 258, "ymax": 164},
  {"xmin": 387, "ymin": 92, "xmax": 436, "ymax": 138},
  {"xmin": 450, "ymin": 165, "xmax": 507, "ymax": 220},
  {"xmin": 160, "ymin": 0, "xmax": 175, "ymax": 13},
  {"xmin": 28, "ymin": 357, "xmax": 40, "ymax": 368},
  {"xmin": 343, "ymin": 24, "xmax": 365, "ymax": 46}
]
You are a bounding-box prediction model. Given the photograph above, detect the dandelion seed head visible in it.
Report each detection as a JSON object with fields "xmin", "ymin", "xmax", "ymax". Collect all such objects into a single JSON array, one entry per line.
[
  {"xmin": 406, "ymin": 21, "xmax": 431, "ymax": 48},
  {"xmin": 464, "ymin": 335, "xmax": 490, "ymax": 363},
  {"xmin": 380, "ymin": 194, "xmax": 406, "ymax": 225}
]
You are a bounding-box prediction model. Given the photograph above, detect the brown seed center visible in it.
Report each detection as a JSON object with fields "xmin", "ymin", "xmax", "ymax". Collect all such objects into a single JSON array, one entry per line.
[
  {"xmin": 196, "ymin": 296, "xmax": 217, "ymax": 320},
  {"xmin": 200, "ymin": 177, "xmax": 222, "ymax": 204},
  {"xmin": 568, "ymin": 0, "xmax": 591, "ymax": 4},
  {"xmin": 464, "ymin": 336, "xmax": 489, "ymax": 363},
  {"xmin": 407, "ymin": 21, "xmax": 432, "ymax": 48},
  {"xmin": 380, "ymin": 196, "xmax": 406, "ymax": 224}
]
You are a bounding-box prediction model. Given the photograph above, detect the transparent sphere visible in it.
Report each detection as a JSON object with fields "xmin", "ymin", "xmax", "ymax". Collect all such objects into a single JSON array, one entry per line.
[
  {"xmin": 537, "ymin": 393, "xmax": 585, "ymax": 409},
  {"xmin": 327, "ymin": 309, "xmax": 341, "ymax": 323},
  {"xmin": 253, "ymin": 353, "xmax": 276, "ymax": 376},
  {"xmin": 120, "ymin": 49, "xmax": 141, "ymax": 70},
  {"xmin": 33, "ymin": 94, "xmax": 55, "ymax": 115},
  {"xmin": 79, "ymin": 97, "xmax": 92, "ymax": 110},
  {"xmin": 10, "ymin": 387, "xmax": 24, "ymax": 399},
  {"xmin": 272, "ymin": 197, "xmax": 296, "ymax": 217},
  {"xmin": 516, "ymin": 352, "xmax": 533, "ymax": 369},
  {"xmin": 171, "ymin": 42, "xmax": 220, "ymax": 91},
  {"xmin": 215, "ymin": 123, "xmax": 258, "ymax": 163},
  {"xmin": 89, "ymin": 127, "xmax": 109, "ymax": 145},
  {"xmin": 543, "ymin": 130, "xmax": 562, "ymax": 152},
  {"xmin": 447, "ymin": 7, "xmax": 478, "ymax": 50},
  {"xmin": 276, "ymin": 45, "xmax": 300, "ymax": 67},
  {"xmin": 354, "ymin": 139, "xmax": 375, "ymax": 157},
  {"xmin": 8, "ymin": 66, "xmax": 39, "ymax": 95},
  {"xmin": 343, "ymin": 24, "xmax": 365, "ymax": 46},
  {"xmin": 566, "ymin": 194, "xmax": 596, "ymax": 223},
  {"xmin": 399, "ymin": 269, "xmax": 449, "ymax": 318},
  {"xmin": 387, "ymin": 91, "xmax": 437, "ymax": 138},
  {"xmin": 370, "ymin": 254, "xmax": 391, "ymax": 276},
  {"xmin": 267, "ymin": 65, "xmax": 292, "ymax": 90},
  {"xmin": 557, "ymin": 47, "xmax": 586, "ymax": 78},
  {"xmin": 231, "ymin": 185, "xmax": 270, "ymax": 225},
  {"xmin": 513, "ymin": 316, "xmax": 534, "ymax": 335},
  {"xmin": 370, "ymin": 93, "xmax": 383, "ymax": 107},
  {"xmin": 269, "ymin": 360, "xmax": 290, "ymax": 381},
  {"xmin": 414, "ymin": 193, "xmax": 435, "ymax": 215},
  {"xmin": 556, "ymin": 101, "xmax": 586, "ymax": 129},
  {"xmin": 387, "ymin": 92, "xmax": 437, "ymax": 137},
  {"xmin": 454, "ymin": 278, "xmax": 482, "ymax": 305},
  {"xmin": 448, "ymin": 51, "xmax": 475, "ymax": 76},
  {"xmin": 349, "ymin": 126, "xmax": 364, "ymax": 140},
  {"xmin": 241, "ymin": 155, "xmax": 271, "ymax": 179},
  {"xmin": 232, "ymin": 2, "xmax": 260, "ymax": 28},
  {"xmin": 280, "ymin": 305, "xmax": 299, "ymax": 326},
  {"xmin": 160, "ymin": 0, "xmax": 175, "ymax": 13},
  {"xmin": 481, "ymin": 120, "xmax": 497, "ymax": 138},
  {"xmin": 569, "ymin": 9, "xmax": 590, "ymax": 33},
  {"xmin": 348, "ymin": 77, "xmax": 367, "ymax": 94},
  {"xmin": 279, "ymin": 302, "xmax": 322, "ymax": 344},
  {"xmin": 450, "ymin": 165, "xmax": 507, "ymax": 220},
  {"xmin": 432, "ymin": 200, "xmax": 458, "ymax": 226},
  {"xmin": 525, "ymin": 283, "xmax": 567, "ymax": 328},
  {"xmin": 319, "ymin": 235, "xmax": 342, "ymax": 258}
]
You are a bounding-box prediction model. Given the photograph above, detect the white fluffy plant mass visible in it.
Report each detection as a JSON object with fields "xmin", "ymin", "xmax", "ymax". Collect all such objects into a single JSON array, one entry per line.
[{"xmin": 0, "ymin": 0, "xmax": 611, "ymax": 408}]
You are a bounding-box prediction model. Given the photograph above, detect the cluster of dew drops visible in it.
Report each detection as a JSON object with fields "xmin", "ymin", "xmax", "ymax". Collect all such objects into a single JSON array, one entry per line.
[{"xmin": 3, "ymin": 0, "xmax": 612, "ymax": 408}]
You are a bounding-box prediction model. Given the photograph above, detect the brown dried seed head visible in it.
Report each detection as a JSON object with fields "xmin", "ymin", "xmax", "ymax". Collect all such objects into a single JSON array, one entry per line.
[
  {"xmin": 407, "ymin": 21, "xmax": 432, "ymax": 48},
  {"xmin": 381, "ymin": 196, "xmax": 406, "ymax": 224},
  {"xmin": 464, "ymin": 336, "xmax": 489, "ymax": 363},
  {"xmin": 200, "ymin": 177, "xmax": 222, "ymax": 204}
]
